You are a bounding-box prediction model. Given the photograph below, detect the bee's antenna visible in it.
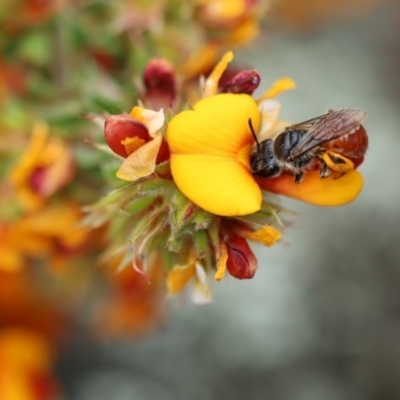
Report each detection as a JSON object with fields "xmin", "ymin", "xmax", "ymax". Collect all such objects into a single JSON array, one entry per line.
[{"xmin": 248, "ymin": 118, "xmax": 260, "ymax": 152}]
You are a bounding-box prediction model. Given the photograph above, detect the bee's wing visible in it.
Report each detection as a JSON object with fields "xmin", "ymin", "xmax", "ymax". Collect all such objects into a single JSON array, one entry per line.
[{"xmin": 287, "ymin": 109, "xmax": 366, "ymax": 160}]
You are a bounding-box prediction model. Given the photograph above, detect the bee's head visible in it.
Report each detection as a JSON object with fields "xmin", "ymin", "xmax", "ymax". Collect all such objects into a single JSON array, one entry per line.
[
  {"xmin": 251, "ymin": 140, "xmax": 281, "ymax": 177},
  {"xmin": 248, "ymin": 118, "xmax": 281, "ymax": 177}
]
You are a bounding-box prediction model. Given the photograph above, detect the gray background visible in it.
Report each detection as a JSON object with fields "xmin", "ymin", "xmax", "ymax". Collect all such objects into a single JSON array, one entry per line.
[{"xmin": 60, "ymin": 1, "xmax": 400, "ymax": 399}]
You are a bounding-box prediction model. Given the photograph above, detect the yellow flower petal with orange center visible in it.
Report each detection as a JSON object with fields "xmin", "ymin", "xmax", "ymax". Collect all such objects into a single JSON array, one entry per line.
[
  {"xmin": 244, "ymin": 226, "xmax": 282, "ymax": 246},
  {"xmin": 257, "ymin": 77, "xmax": 296, "ymax": 102},
  {"xmin": 10, "ymin": 121, "xmax": 74, "ymax": 210},
  {"xmin": 257, "ymin": 170, "xmax": 364, "ymax": 206},
  {"xmin": 166, "ymin": 264, "xmax": 196, "ymax": 295},
  {"xmin": 167, "ymin": 93, "xmax": 262, "ymax": 216},
  {"xmin": 116, "ymin": 134, "xmax": 162, "ymax": 181},
  {"xmin": 203, "ymin": 51, "xmax": 233, "ymax": 98}
]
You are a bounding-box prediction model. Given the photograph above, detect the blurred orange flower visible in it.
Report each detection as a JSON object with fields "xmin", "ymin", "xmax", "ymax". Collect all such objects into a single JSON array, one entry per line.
[
  {"xmin": 0, "ymin": 329, "xmax": 59, "ymax": 400},
  {"xmin": 94, "ymin": 257, "xmax": 166, "ymax": 338},
  {"xmin": 0, "ymin": 203, "xmax": 93, "ymax": 273},
  {"xmin": 10, "ymin": 122, "xmax": 75, "ymax": 211}
]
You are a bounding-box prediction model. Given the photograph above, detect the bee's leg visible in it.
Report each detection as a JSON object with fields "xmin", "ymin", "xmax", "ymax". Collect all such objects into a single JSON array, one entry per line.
[
  {"xmin": 319, "ymin": 159, "xmax": 331, "ymax": 178},
  {"xmin": 322, "ymin": 151, "xmax": 354, "ymax": 173},
  {"xmin": 294, "ymin": 172, "xmax": 303, "ymax": 184}
]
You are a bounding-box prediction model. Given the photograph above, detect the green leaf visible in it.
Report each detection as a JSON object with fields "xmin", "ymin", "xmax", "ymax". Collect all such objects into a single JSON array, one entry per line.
[
  {"xmin": 139, "ymin": 178, "xmax": 172, "ymax": 197},
  {"xmin": 124, "ymin": 196, "xmax": 156, "ymax": 214}
]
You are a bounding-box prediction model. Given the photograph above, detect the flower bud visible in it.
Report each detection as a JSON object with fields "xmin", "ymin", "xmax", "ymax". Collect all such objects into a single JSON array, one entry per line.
[
  {"xmin": 226, "ymin": 234, "xmax": 258, "ymax": 279},
  {"xmin": 104, "ymin": 115, "xmax": 150, "ymax": 158},
  {"xmin": 219, "ymin": 69, "xmax": 260, "ymax": 95},
  {"xmin": 143, "ymin": 58, "xmax": 176, "ymax": 110}
]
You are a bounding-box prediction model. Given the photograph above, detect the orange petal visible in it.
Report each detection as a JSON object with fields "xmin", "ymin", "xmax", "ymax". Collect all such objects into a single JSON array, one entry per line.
[
  {"xmin": 215, "ymin": 241, "xmax": 228, "ymax": 281},
  {"xmin": 245, "ymin": 226, "xmax": 282, "ymax": 246},
  {"xmin": 257, "ymin": 77, "xmax": 296, "ymax": 102},
  {"xmin": 257, "ymin": 170, "xmax": 364, "ymax": 206}
]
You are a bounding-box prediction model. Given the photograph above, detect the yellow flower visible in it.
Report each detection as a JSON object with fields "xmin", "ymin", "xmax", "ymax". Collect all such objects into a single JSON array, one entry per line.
[
  {"xmin": 9, "ymin": 121, "xmax": 74, "ymax": 211},
  {"xmin": 167, "ymin": 93, "xmax": 262, "ymax": 216}
]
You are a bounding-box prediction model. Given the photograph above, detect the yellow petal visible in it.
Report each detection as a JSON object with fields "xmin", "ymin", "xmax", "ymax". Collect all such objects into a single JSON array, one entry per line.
[
  {"xmin": 116, "ymin": 134, "xmax": 162, "ymax": 181},
  {"xmin": 171, "ymin": 155, "xmax": 260, "ymax": 216},
  {"xmin": 215, "ymin": 242, "xmax": 228, "ymax": 281},
  {"xmin": 257, "ymin": 170, "xmax": 364, "ymax": 206},
  {"xmin": 166, "ymin": 264, "xmax": 196, "ymax": 295},
  {"xmin": 130, "ymin": 106, "xmax": 146, "ymax": 123},
  {"xmin": 167, "ymin": 94, "xmax": 262, "ymax": 216},
  {"xmin": 168, "ymin": 93, "xmax": 260, "ymax": 156},
  {"xmin": 203, "ymin": 51, "xmax": 234, "ymax": 98},
  {"xmin": 257, "ymin": 77, "xmax": 296, "ymax": 102},
  {"xmin": 130, "ymin": 107, "xmax": 164, "ymax": 136},
  {"xmin": 245, "ymin": 226, "xmax": 282, "ymax": 246}
]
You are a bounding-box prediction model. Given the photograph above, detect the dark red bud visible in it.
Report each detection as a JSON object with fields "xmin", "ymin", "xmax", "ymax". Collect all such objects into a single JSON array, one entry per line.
[
  {"xmin": 226, "ymin": 235, "xmax": 258, "ymax": 279},
  {"xmin": 143, "ymin": 58, "xmax": 176, "ymax": 92},
  {"xmin": 104, "ymin": 115, "xmax": 150, "ymax": 158},
  {"xmin": 219, "ymin": 69, "xmax": 261, "ymax": 95},
  {"xmin": 142, "ymin": 58, "xmax": 177, "ymax": 110}
]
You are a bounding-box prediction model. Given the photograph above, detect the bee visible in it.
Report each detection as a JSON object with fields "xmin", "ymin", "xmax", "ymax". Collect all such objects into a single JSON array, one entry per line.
[{"xmin": 250, "ymin": 109, "xmax": 368, "ymax": 183}]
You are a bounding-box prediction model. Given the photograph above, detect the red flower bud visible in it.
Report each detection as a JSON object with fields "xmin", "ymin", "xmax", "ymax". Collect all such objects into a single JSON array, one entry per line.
[
  {"xmin": 104, "ymin": 115, "xmax": 150, "ymax": 158},
  {"xmin": 142, "ymin": 58, "xmax": 176, "ymax": 110},
  {"xmin": 226, "ymin": 235, "xmax": 258, "ymax": 279},
  {"xmin": 219, "ymin": 69, "xmax": 261, "ymax": 95}
]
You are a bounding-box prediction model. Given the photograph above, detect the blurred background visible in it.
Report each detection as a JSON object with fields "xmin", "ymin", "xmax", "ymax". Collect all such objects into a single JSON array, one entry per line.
[{"xmin": 2, "ymin": 0, "xmax": 400, "ymax": 399}]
